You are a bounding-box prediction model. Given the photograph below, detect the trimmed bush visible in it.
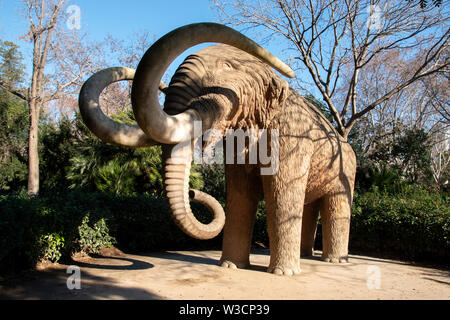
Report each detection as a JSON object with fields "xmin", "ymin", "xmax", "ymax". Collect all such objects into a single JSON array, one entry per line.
[
  {"xmin": 0, "ymin": 191, "xmax": 220, "ymax": 276},
  {"xmin": 0, "ymin": 192, "xmax": 116, "ymax": 275},
  {"xmin": 255, "ymin": 187, "xmax": 448, "ymax": 265},
  {"xmin": 0, "ymin": 187, "xmax": 448, "ymax": 276},
  {"xmin": 110, "ymin": 194, "xmax": 222, "ymax": 252},
  {"xmin": 349, "ymin": 187, "xmax": 449, "ymax": 264}
]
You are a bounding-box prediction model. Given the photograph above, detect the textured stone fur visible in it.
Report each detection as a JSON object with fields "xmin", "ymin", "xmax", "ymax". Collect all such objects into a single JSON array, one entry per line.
[{"xmin": 166, "ymin": 44, "xmax": 356, "ymax": 275}]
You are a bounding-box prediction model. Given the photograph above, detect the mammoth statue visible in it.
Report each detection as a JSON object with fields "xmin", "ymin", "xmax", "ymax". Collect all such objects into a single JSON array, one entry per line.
[{"xmin": 79, "ymin": 23, "xmax": 356, "ymax": 276}]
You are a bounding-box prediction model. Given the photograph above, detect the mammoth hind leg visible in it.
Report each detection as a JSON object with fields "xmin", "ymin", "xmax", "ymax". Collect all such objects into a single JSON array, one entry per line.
[
  {"xmin": 320, "ymin": 193, "xmax": 351, "ymax": 263},
  {"xmin": 300, "ymin": 200, "xmax": 320, "ymax": 257}
]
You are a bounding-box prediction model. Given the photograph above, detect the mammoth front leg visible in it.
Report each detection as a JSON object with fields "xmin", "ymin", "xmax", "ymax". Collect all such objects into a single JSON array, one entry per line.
[
  {"xmin": 220, "ymin": 164, "xmax": 262, "ymax": 269},
  {"xmin": 262, "ymin": 153, "xmax": 311, "ymax": 276}
]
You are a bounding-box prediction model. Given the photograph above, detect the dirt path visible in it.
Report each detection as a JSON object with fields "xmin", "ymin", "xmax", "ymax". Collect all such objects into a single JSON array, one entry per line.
[{"xmin": 0, "ymin": 249, "xmax": 449, "ymax": 300}]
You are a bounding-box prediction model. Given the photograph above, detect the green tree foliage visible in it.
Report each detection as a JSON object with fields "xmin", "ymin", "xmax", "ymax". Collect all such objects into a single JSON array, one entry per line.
[
  {"xmin": 199, "ymin": 164, "xmax": 226, "ymax": 203},
  {"xmin": 354, "ymin": 128, "xmax": 435, "ymax": 192},
  {"xmin": 41, "ymin": 113, "xmax": 166, "ymax": 196},
  {"xmin": 0, "ymin": 40, "xmax": 25, "ymax": 89},
  {"xmin": 0, "ymin": 40, "xmax": 28, "ymax": 192},
  {"xmin": 39, "ymin": 118, "xmax": 79, "ymax": 192},
  {"xmin": 0, "ymin": 90, "xmax": 29, "ymax": 192},
  {"xmin": 67, "ymin": 142, "xmax": 166, "ymax": 196},
  {"xmin": 37, "ymin": 110, "xmax": 204, "ymax": 196},
  {"xmin": 391, "ymin": 128, "xmax": 433, "ymax": 183}
]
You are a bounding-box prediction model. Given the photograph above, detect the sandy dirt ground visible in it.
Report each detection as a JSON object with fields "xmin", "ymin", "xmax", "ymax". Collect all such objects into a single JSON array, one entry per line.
[{"xmin": 0, "ymin": 249, "xmax": 449, "ymax": 300}]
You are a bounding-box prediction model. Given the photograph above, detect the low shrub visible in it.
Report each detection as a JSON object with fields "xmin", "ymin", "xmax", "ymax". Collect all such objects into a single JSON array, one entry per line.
[
  {"xmin": 0, "ymin": 191, "xmax": 220, "ymax": 276},
  {"xmin": 348, "ymin": 187, "xmax": 449, "ymax": 264},
  {"xmin": 0, "ymin": 192, "xmax": 116, "ymax": 275},
  {"xmin": 254, "ymin": 187, "xmax": 449, "ymax": 265},
  {"xmin": 0, "ymin": 186, "xmax": 448, "ymax": 276},
  {"xmin": 110, "ymin": 194, "xmax": 222, "ymax": 252}
]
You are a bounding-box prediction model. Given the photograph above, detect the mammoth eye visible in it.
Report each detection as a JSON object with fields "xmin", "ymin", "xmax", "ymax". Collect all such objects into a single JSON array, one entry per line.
[{"xmin": 222, "ymin": 62, "xmax": 232, "ymax": 70}]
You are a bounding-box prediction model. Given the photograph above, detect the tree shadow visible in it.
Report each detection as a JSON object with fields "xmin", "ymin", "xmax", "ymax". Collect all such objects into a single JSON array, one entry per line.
[
  {"xmin": 248, "ymin": 264, "xmax": 268, "ymax": 273},
  {"xmin": 420, "ymin": 268, "xmax": 450, "ymax": 286},
  {"xmin": 146, "ymin": 250, "xmax": 273, "ymax": 274},
  {"xmin": 0, "ymin": 266, "xmax": 161, "ymax": 300},
  {"xmin": 346, "ymin": 254, "xmax": 450, "ymax": 269},
  {"xmin": 72, "ymin": 255, "xmax": 154, "ymax": 271},
  {"xmin": 146, "ymin": 251, "xmax": 219, "ymax": 266},
  {"xmin": 422, "ymin": 277, "xmax": 450, "ymax": 286}
]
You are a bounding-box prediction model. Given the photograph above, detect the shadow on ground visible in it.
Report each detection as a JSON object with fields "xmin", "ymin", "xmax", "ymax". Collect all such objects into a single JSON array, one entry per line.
[
  {"xmin": 0, "ymin": 255, "xmax": 159, "ymax": 300},
  {"xmin": 1, "ymin": 249, "xmax": 449, "ymax": 300},
  {"xmin": 148, "ymin": 251, "xmax": 218, "ymax": 266},
  {"xmin": 75, "ymin": 255, "xmax": 154, "ymax": 271},
  {"xmin": 148, "ymin": 250, "xmax": 271, "ymax": 273}
]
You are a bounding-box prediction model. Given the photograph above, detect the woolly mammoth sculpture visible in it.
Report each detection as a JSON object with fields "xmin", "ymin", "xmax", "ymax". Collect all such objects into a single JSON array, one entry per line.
[{"xmin": 79, "ymin": 23, "xmax": 356, "ymax": 276}]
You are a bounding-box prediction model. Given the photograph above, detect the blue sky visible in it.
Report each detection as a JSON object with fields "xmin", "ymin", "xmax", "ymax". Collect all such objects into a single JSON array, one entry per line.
[
  {"xmin": 0, "ymin": 0, "xmax": 300, "ymax": 93},
  {"xmin": 0, "ymin": 0, "xmax": 215, "ymax": 43},
  {"xmin": 0, "ymin": 0, "xmax": 220, "ymax": 77}
]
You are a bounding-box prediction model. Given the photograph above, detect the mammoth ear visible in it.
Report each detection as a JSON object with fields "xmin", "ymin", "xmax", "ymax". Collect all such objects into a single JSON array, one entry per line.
[{"xmin": 266, "ymin": 75, "xmax": 289, "ymax": 108}]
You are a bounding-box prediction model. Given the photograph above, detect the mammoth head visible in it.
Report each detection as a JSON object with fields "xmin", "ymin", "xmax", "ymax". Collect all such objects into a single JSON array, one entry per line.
[
  {"xmin": 78, "ymin": 23, "xmax": 294, "ymax": 240},
  {"xmin": 164, "ymin": 44, "xmax": 290, "ymax": 136}
]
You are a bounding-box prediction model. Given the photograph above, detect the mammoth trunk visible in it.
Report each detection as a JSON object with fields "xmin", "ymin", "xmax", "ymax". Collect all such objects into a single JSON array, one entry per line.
[
  {"xmin": 162, "ymin": 143, "xmax": 225, "ymax": 240},
  {"xmin": 163, "ymin": 54, "xmax": 204, "ymax": 115}
]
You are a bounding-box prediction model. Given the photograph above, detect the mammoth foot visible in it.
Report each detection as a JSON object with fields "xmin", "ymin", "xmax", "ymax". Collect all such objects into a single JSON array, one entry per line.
[
  {"xmin": 321, "ymin": 255, "xmax": 349, "ymax": 263},
  {"xmin": 267, "ymin": 265, "xmax": 301, "ymax": 276},
  {"xmin": 219, "ymin": 259, "xmax": 249, "ymax": 269}
]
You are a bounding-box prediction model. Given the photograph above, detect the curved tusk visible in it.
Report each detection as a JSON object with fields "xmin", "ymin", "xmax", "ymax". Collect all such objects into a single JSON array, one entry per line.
[
  {"xmin": 131, "ymin": 22, "xmax": 295, "ymax": 145},
  {"xmin": 79, "ymin": 67, "xmax": 158, "ymax": 148}
]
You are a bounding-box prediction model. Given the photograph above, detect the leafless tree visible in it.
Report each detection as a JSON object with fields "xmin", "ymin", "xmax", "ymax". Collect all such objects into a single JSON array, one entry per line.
[
  {"xmin": 344, "ymin": 47, "xmax": 448, "ymax": 153},
  {"xmin": 47, "ymin": 31, "xmax": 157, "ymax": 119},
  {"xmin": 0, "ymin": 0, "xmax": 94, "ymax": 196},
  {"xmin": 45, "ymin": 31, "xmax": 105, "ymax": 120},
  {"xmin": 430, "ymin": 127, "xmax": 450, "ymax": 185},
  {"xmin": 98, "ymin": 32, "xmax": 155, "ymax": 116},
  {"xmin": 24, "ymin": 0, "xmax": 65, "ymax": 196},
  {"xmin": 422, "ymin": 66, "xmax": 450, "ymax": 123},
  {"xmin": 214, "ymin": 0, "xmax": 449, "ymax": 140}
]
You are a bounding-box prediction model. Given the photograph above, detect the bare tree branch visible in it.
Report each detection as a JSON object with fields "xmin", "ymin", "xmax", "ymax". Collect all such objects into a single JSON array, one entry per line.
[
  {"xmin": 0, "ymin": 79, "xmax": 28, "ymax": 100},
  {"xmin": 214, "ymin": 0, "xmax": 449, "ymax": 140}
]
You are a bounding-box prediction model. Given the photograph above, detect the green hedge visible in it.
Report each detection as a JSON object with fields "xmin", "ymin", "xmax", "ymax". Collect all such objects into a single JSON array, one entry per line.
[
  {"xmin": 348, "ymin": 188, "xmax": 449, "ymax": 264},
  {"xmin": 0, "ymin": 188, "xmax": 448, "ymax": 276},
  {"xmin": 0, "ymin": 192, "xmax": 220, "ymax": 276},
  {"xmin": 0, "ymin": 192, "xmax": 117, "ymax": 275}
]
